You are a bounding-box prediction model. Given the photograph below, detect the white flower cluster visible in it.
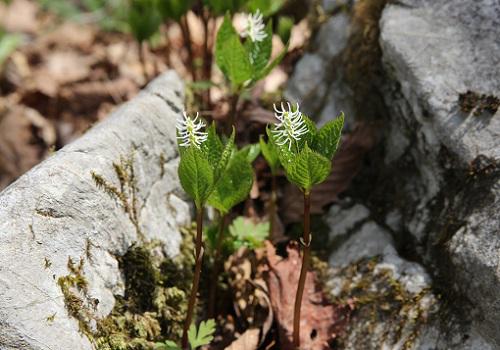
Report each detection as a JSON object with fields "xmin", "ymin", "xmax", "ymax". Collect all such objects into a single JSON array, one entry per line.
[
  {"xmin": 271, "ymin": 102, "xmax": 308, "ymax": 150},
  {"xmin": 176, "ymin": 112, "xmax": 208, "ymax": 148},
  {"xmin": 240, "ymin": 10, "xmax": 267, "ymax": 42}
]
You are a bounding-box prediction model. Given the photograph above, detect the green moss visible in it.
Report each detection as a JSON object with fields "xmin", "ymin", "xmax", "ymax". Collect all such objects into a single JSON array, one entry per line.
[
  {"xmin": 333, "ymin": 257, "xmax": 435, "ymax": 349},
  {"xmin": 57, "ymin": 257, "xmax": 93, "ymax": 337},
  {"xmin": 91, "ymin": 153, "xmax": 142, "ymax": 239},
  {"xmin": 94, "ymin": 226, "xmax": 195, "ymax": 350}
]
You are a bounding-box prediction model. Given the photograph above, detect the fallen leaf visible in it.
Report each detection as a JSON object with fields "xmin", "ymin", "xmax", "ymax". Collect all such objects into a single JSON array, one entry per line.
[
  {"xmin": 224, "ymin": 328, "xmax": 260, "ymax": 350},
  {"xmin": 0, "ymin": 0, "xmax": 39, "ymax": 34},
  {"xmin": 264, "ymin": 241, "xmax": 351, "ymax": 350}
]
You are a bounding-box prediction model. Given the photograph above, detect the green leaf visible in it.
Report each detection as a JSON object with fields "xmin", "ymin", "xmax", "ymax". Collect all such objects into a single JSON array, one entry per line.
[
  {"xmin": 188, "ymin": 319, "xmax": 216, "ymax": 349},
  {"xmin": 208, "ymin": 147, "xmax": 253, "ymax": 214},
  {"xmin": 259, "ymin": 135, "xmax": 280, "ymax": 174},
  {"xmin": 157, "ymin": 0, "xmax": 194, "ymax": 21},
  {"xmin": 128, "ymin": 0, "xmax": 162, "ymax": 43},
  {"xmin": 178, "ymin": 146, "xmax": 214, "ymax": 208},
  {"xmin": 267, "ymin": 125, "xmax": 295, "ymax": 170},
  {"xmin": 253, "ymin": 41, "xmax": 289, "ymax": 82},
  {"xmin": 154, "ymin": 340, "xmax": 181, "ymax": 350},
  {"xmin": 215, "ymin": 127, "xmax": 236, "ymax": 180},
  {"xmin": 245, "ymin": 21, "xmax": 273, "ymax": 78},
  {"xmin": 313, "ymin": 112, "xmax": 344, "ymax": 159},
  {"xmin": 297, "ymin": 114, "xmax": 317, "ymax": 150},
  {"xmin": 239, "ymin": 143, "xmax": 261, "ymax": 163},
  {"xmin": 246, "ymin": 0, "xmax": 285, "ymax": 16},
  {"xmin": 285, "ymin": 143, "xmax": 331, "ymax": 192},
  {"xmin": 202, "ymin": 123, "xmax": 224, "ymax": 166},
  {"xmin": 229, "ymin": 216, "xmax": 269, "ymax": 250},
  {"xmin": 215, "ymin": 14, "xmax": 253, "ymax": 86},
  {"xmin": 204, "ymin": 0, "xmax": 247, "ymax": 14},
  {"xmin": 277, "ymin": 16, "xmax": 294, "ymax": 45},
  {"xmin": 0, "ymin": 32, "xmax": 21, "ymax": 68}
]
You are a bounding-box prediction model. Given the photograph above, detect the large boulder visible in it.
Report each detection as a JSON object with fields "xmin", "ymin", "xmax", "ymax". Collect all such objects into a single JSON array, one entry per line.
[
  {"xmin": 379, "ymin": 0, "xmax": 500, "ymax": 346},
  {"xmin": 287, "ymin": 0, "xmax": 499, "ymax": 348},
  {"xmin": 0, "ymin": 71, "xmax": 190, "ymax": 349}
]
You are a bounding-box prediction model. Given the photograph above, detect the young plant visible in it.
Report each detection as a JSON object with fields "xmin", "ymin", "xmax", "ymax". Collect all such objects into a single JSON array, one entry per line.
[
  {"xmin": 206, "ymin": 140, "xmax": 255, "ymax": 316},
  {"xmin": 267, "ymin": 102, "xmax": 344, "ymax": 348},
  {"xmin": 259, "ymin": 135, "xmax": 280, "ymax": 238},
  {"xmin": 127, "ymin": 0, "xmax": 162, "ymax": 81},
  {"xmin": 176, "ymin": 112, "xmax": 235, "ymax": 349},
  {"xmin": 215, "ymin": 10, "xmax": 289, "ymax": 131},
  {"xmin": 155, "ymin": 319, "xmax": 216, "ymax": 350}
]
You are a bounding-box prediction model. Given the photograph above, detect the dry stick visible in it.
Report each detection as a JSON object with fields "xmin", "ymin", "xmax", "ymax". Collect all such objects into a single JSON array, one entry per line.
[
  {"xmin": 182, "ymin": 208, "xmax": 205, "ymax": 349},
  {"xmin": 208, "ymin": 214, "xmax": 227, "ymax": 317},
  {"xmin": 293, "ymin": 191, "xmax": 311, "ymax": 348},
  {"xmin": 180, "ymin": 15, "xmax": 196, "ymax": 81}
]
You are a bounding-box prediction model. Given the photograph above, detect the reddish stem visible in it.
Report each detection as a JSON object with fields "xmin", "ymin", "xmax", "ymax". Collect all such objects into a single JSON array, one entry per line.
[
  {"xmin": 293, "ymin": 191, "xmax": 311, "ymax": 348},
  {"xmin": 181, "ymin": 208, "xmax": 204, "ymax": 349}
]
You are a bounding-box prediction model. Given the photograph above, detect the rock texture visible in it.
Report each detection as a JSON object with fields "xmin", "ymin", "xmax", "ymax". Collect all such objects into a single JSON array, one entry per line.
[
  {"xmin": 379, "ymin": 0, "xmax": 500, "ymax": 347},
  {"xmin": 0, "ymin": 71, "xmax": 190, "ymax": 350},
  {"xmin": 288, "ymin": 0, "xmax": 499, "ymax": 349}
]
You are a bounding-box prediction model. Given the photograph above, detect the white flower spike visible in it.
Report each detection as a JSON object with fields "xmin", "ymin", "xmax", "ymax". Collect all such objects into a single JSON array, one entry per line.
[
  {"xmin": 241, "ymin": 10, "xmax": 267, "ymax": 43},
  {"xmin": 271, "ymin": 102, "xmax": 308, "ymax": 150},
  {"xmin": 176, "ymin": 112, "xmax": 208, "ymax": 148}
]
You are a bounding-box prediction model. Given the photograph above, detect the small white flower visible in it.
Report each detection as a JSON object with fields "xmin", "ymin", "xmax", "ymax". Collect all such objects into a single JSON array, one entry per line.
[
  {"xmin": 271, "ymin": 102, "xmax": 308, "ymax": 150},
  {"xmin": 240, "ymin": 10, "xmax": 267, "ymax": 43},
  {"xmin": 176, "ymin": 112, "xmax": 208, "ymax": 148}
]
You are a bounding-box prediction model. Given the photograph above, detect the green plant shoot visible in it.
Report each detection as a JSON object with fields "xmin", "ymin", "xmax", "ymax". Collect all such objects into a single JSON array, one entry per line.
[
  {"xmin": 267, "ymin": 101, "xmax": 344, "ymax": 348},
  {"xmin": 176, "ymin": 112, "xmax": 234, "ymax": 349}
]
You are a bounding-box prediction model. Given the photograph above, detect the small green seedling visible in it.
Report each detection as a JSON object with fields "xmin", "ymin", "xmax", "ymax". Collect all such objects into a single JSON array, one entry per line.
[
  {"xmin": 127, "ymin": 0, "xmax": 162, "ymax": 81},
  {"xmin": 267, "ymin": 102, "xmax": 344, "ymax": 348},
  {"xmin": 177, "ymin": 112, "xmax": 234, "ymax": 348},
  {"xmin": 155, "ymin": 319, "xmax": 216, "ymax": 350},
  {"xmin": 229, "ymin": 216, "xmax": 269, "ymax": 250},
  {"xmin": 215, "ymin": 10, "xmax": 289, "ymax": 131}
]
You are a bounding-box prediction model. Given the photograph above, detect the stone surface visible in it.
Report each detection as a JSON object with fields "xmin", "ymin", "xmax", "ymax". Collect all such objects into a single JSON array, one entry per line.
[
  {"xmin": 285, "ymin": 11, "xmax": 353, "ymax": 121},
  {"xmin": 0, "ymin": 71, "xmax": 189, "ymax": 350},
  {"xmin": 379, "ymin": 1, "xmax": 500, "ymax": 347}
]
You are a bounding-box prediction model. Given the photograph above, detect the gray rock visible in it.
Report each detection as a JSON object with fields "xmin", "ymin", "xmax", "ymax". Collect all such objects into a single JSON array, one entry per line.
[
  {"xmin": 0, "ymin": 71, "xmax": 189, "ymax": 350},
  {"xmin": 380, "ymin": 1, "xmax": 500, "ymax": 346},
  {"xmin": 315, "ymin": 12, "xmax": 351, "ymax": 61},
  {"xmin": 285, "ymin": 53, "xmax": 328, "ymax": 115}
]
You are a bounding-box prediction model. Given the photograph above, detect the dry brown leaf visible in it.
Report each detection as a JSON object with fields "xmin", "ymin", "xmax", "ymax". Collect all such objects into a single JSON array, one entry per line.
[
  {"xmin": 224, "ymin": 328, "xmax": 260, "ymax": 350},
  {"xmin": 225, "ymin": 247, "xmax": 273, "ymax": 346},
  {"xmin": 281, "ymin": 123, "xmax": 377, "ymax": 223},
  {"xmin": 0, "ymin": 0, "xmax": 39, "ymax": 33},
  {"xmin": 0, "ymin": 100, "xmax": 54, "ymax": 189},
  {"xmin": 264, "ymin": 241, "xmax": 351, "ymax": 350}
]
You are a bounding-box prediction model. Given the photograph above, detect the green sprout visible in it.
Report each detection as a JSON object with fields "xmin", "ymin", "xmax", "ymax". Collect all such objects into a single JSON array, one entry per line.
[
  {"xmin": 155, "ymin": 319, "xmax": 216, "ymax": 350},
  {"xmin": 215, "ymin": 11, "xmax": 289, "ymax": 132},
  {"xmin": 267, "ymin": 101, "xmax": 344, "ymax": 348},
  {"xmin": 176, "ymin": 112, "xmax": 238, "ymax": 349},
  {"xmin": 260, "ymin": 135, "xmax": 281, "ymax": 238}
]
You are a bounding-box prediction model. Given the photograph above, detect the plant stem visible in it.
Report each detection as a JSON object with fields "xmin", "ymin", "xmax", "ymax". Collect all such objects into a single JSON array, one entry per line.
[
  {"xmin": 208, "ymin": 214, "xmax": 227, "ymax": 317},
  {"xmin": 138, "ymin": 41, "xmax": 148, "ymax": 84},
  {"xmin": 269, "ymin": 174, "xmax": 277, "ymax": 240},
  {"xmin": 226, "ymin": 93, "xmax": 239, "ymax": 134},
  {"xmin": 293, "ymin": 191, "xmax": 311, "ymax": 348},
  {"xmin": 180, "ymin": 15, "xmax": 196, "ymax": 81},
  {"xmin": 182, "ymin": 208, "xmax": 204, "ymax": 349}
]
